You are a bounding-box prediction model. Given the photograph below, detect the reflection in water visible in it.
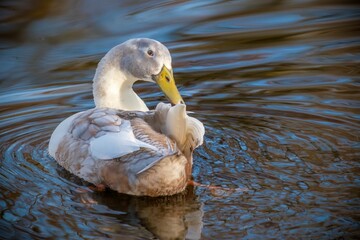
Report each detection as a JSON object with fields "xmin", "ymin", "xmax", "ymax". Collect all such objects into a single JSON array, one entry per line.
[
  {"xmin": 57, "ymin": 167, "xmax": 204, "ymax": 239},
  {"xmin": 91, "ymin": 187, "xmax": 203, "ymax": 240},
  {"xmin": 1, "ymin": 0, "xmax": 360, "ymax": 239}
]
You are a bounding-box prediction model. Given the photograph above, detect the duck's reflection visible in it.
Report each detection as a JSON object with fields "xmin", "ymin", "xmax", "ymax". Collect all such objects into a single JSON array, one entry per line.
[
  {"xmin": 58, "ymin": 165, "xmax": 204, "ymax": 239},
  {"xmin": 92, "ymin": 185, "xmax": 203, "ymax": 240}
]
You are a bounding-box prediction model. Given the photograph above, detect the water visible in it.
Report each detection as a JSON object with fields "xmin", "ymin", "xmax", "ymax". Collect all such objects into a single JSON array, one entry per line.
[{"xmin": 1, "ymin": 0, "xmax": 359, "ymax": 239}]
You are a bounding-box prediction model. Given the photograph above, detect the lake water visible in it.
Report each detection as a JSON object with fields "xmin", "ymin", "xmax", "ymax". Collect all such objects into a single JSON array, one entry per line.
[{"xmin": 0, "ymin": 0, "xmax": 359, "ymax": 239}]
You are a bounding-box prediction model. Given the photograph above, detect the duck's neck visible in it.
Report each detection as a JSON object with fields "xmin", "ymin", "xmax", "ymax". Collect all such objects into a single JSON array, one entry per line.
[{"xmin": 92, "ymin": 55, "xmax": 149, "ymax": 111}]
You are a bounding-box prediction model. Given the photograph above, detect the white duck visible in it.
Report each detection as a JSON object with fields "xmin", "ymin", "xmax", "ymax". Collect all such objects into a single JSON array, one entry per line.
[{"xmin": 49, "ymin": 38, "xmax": 204, "ymax": 197}]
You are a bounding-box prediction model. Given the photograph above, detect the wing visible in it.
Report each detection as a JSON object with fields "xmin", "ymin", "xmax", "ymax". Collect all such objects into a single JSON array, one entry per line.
[
  {"xmin": 50, "ymin": 107, "xmax": 179, "ymax": 178},
  {"xmin": 113, "ymin": 142, "xmax": 178, "ymax": 175},
  {"xmin": 89, "ymin": 120, "xmax": 159, "ymax": 160},
  {"xmin": 105, "ymin": 116, "xmax": 179, "ymax": 175}
]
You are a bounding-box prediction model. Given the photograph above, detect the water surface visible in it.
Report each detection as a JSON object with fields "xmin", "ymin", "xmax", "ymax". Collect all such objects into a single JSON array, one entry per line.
[{"xmin": 1, "ymin": 0, "xmax": 359, "ymax": 239}]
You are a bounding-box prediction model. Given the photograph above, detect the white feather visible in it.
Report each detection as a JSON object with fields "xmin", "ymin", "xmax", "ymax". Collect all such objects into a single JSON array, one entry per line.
[
  {"xmin": 90, "ymin": 120, "xmax": 158, "ymax": 159},
  {"xmin": 49, "ymin": 112, "xmax": 83, "ymax": 157}
]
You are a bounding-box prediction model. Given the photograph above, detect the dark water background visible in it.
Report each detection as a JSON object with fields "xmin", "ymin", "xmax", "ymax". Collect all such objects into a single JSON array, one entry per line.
[{"xmin": 1, "ymin": 0, "xmax": 359, "ymax": 239}]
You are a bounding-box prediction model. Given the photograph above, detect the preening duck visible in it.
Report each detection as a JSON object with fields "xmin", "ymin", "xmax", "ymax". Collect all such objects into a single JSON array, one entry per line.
[{"xmin": 49, "ymin": 38, "xmax": 205, "ymax": 197}]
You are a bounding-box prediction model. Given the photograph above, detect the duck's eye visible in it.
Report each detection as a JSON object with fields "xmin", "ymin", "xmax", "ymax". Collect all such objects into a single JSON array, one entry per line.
[{"xmin": 147, "ymin": 49, "xmax": 154, "ymax": 57}]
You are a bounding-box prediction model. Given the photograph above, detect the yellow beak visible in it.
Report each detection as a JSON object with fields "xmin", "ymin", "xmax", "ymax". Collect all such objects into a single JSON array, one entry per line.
[{"xmin": 152, "ymin": 65, "xmax": 184, "ymax": 105}]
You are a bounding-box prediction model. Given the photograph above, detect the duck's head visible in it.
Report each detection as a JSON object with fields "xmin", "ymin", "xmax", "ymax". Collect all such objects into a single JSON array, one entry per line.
[{"xmin": 118, "ymin": 38, "xmax": 184, "ymax": 105}]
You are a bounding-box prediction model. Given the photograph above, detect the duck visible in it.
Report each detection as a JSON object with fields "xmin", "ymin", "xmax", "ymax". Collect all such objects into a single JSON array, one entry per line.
[{"xmin": 49, "ymin": 38, "xmax": 205, "ymax": 197}]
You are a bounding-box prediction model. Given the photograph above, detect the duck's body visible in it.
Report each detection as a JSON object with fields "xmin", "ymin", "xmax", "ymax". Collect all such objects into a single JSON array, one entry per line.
[{"xmin": 49, "ymin": 38, "xmax": 204, "ymax": 196}]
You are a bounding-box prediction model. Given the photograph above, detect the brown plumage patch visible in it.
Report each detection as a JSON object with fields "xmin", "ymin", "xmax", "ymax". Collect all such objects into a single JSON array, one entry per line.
[{"xmin": 130, "ymin": 118, "xmax": 176, "ymax": 151}]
